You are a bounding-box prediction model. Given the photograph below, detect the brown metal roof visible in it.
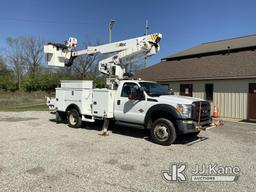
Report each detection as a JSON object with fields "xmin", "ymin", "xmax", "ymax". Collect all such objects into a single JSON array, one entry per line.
[
  {"xmin": 136, "ymin": 50, "xmax": 256, "ymax": 82},
  {"xmin": 162, "ymin": 34, "xmax": 256, "ymax": 61}
]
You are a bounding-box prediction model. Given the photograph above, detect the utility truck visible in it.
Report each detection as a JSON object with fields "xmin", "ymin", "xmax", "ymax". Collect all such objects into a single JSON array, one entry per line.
[{"xmin": 45, "ymin": 33, "xmax": 212, "ymax": 145}]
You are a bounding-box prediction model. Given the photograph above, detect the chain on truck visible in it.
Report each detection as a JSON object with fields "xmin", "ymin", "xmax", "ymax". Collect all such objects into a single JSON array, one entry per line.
[{"xmin": 45, "ymin": 33, "xmax": 212, "ymax": 145}]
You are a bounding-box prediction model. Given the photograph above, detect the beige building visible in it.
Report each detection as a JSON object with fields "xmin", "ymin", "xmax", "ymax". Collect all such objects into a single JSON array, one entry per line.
[{"xmin": 137, "ymin": 35, "xmax": 256, "ymax": 120}]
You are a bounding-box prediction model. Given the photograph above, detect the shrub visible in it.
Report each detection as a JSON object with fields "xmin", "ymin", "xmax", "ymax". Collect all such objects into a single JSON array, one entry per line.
[
  {"xmin": 0, "ymin": 71, "xmax": 18, "ymax": 91},
  {"xmin": 21, "ymin": 72, "xmax": 74, "ymax": 92}
]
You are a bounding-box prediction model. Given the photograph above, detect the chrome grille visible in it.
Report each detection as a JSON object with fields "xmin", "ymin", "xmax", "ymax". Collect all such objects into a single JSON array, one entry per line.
[{"xmin": 192, "ymin": 101, "xmax": 211, "ymax": 122}]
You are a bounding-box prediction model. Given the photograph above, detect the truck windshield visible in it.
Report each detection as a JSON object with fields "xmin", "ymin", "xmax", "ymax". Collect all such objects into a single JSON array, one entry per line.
[{"xmin": 139, "ymin": 82, "xmax": 169, "ymax": 97}]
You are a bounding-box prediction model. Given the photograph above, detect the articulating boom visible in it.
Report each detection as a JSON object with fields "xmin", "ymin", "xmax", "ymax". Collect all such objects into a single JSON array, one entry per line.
[{"xmin": 44, "ymin": 33, "xmax": 162, "ymax": 79}]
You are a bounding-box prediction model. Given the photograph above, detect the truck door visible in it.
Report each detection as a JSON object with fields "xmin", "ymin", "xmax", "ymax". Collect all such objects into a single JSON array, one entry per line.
[{"xmin": 114, "ymin": 82, "xmax": 147, "ymax": 124}]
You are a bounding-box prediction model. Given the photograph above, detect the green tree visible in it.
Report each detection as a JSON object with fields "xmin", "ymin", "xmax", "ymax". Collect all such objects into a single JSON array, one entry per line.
[{"xmin": 0, "ymin": 57, "xmax": 17, "ymax": 91}]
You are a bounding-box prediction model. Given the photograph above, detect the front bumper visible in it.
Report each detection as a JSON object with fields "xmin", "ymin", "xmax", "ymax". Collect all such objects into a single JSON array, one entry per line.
[{"xmin": 176, "ymin": 118, "xmax": 212, "ymax": 134}]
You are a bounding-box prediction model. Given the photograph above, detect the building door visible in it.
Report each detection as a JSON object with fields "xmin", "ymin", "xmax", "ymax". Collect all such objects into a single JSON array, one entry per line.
[
  {"xmin": 248, "ymin": 83, "xmax": 256, "ymax": 119},
  {"xmin": 180, "ymin": 84, "xmax": 193, "ymax": 97}
]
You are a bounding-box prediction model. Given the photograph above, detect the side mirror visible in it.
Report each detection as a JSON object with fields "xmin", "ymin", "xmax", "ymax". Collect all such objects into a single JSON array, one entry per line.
[
  {"xmin": 169, "ymin": 88, "xmax": 174, "ymax": 95},
  {"xmin": 139, "ymin": 87, "xmax": 144, "ymax": 92},
  {"xmin": 137, "ymin": 87, "xmax": 145, "ymax": 100}
]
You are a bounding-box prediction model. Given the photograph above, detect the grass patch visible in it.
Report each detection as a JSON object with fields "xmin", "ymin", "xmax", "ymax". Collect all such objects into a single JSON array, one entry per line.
[{"xmin": 0, "ymin": 91, "xmax": 51, "ymax": 111}]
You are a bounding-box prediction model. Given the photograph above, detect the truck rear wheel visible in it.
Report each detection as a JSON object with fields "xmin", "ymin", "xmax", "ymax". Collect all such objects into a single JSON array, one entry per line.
[
  {"xmin": 67, "ymin": 109, "xmax": 82, "ymax": 128},
  {"xmin": 151, "ymin": 118, "xmax": 176, "ymax": 145}
]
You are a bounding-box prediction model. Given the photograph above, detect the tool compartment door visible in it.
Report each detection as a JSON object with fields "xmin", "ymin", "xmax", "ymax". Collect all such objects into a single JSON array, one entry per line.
[{"xmin": 92, "ymin": 89, "xmax": 115, "ymax": 118}]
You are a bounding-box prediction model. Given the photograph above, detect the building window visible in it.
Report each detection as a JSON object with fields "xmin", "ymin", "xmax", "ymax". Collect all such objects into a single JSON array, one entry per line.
[
  {"xmin": 180, "ymin": 84, "xmax": 193, "ymax": 97},
  {"xmin": 205, "ymin": 84, "xmax": 213, "ymax": 101}
]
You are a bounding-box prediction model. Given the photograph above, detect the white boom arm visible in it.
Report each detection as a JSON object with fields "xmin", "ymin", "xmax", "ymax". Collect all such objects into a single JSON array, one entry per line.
[{"xmin": 44, "ymin": 33, "xmax": 162, "ymax": 79}]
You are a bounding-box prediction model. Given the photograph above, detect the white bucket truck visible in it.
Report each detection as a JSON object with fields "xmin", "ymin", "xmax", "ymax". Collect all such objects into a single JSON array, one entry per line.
[{"xmin": 45, "ymin": 33, "xmax": 212, "ymax": 145}]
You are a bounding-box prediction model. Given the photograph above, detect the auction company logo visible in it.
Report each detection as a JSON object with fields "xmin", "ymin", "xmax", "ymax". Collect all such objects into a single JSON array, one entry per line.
[{"xmin": 161, "ymin": 163, "xmax": 240, "ymax": 182}]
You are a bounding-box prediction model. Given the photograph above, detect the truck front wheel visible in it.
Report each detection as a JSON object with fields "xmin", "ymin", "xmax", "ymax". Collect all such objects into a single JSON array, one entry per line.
[
  {"xmin": 151, "ymin": 118, "xmax": 176, "ymax": 145},
  {"xmin": 67, "ymin": 109, "xmax": 82, "ymax": 128}
]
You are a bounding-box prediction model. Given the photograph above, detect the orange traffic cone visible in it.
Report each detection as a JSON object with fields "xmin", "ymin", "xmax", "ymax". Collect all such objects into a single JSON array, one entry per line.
[{"xmin": 212, "ymin": 105, "xmax": 220, "ymax": 118}]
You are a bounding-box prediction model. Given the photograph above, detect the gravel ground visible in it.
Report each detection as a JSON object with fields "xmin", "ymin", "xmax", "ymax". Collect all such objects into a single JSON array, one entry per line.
[{"xmin": 0, "ymin": 111, "xmax": 255, "ymax": 192}]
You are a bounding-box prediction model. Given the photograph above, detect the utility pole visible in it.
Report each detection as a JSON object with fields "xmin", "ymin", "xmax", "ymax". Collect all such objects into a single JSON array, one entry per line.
[
  {"xmin": 145, "ymin": 19, "xmax": 149, "ymax": 36},
  {"xmin": 144, "ymin": 19, "xmax": 149, "ymax": 68},
  {"xmin": 108, "ymin": 20, "xmax": 116, "ymax": 43}
]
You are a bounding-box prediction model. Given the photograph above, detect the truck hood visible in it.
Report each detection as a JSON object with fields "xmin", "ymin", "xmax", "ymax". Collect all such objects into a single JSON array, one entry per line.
[{"xmin": 156, "ymin": 95, "xmax": 204, "ymax": 105}]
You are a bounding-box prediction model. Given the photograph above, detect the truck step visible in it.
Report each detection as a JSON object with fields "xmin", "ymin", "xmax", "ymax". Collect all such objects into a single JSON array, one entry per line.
[{"xmin": 82, "ymin": 115, "xmax": 95, "ymax": 122}]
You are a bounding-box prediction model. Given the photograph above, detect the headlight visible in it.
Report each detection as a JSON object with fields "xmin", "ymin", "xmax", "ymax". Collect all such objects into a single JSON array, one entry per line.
[{"xmin": 177, "ymin": 104, "xmax": 192, "ymax": 118}]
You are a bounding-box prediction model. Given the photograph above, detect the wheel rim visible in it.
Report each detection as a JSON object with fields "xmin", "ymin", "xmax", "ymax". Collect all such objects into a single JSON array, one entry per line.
[
  {"xmin": 69, "ymin": 113, "xmax": 77, "ymax": 125},
  {"xmin": 154, "ymin": 123, "xmax": 169, "ymax": 141}
]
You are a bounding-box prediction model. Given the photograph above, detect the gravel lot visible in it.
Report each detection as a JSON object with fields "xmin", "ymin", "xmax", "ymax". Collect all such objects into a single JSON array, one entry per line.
[{"xmin": 0, "ymin": 111, "xmax": 255, "ymax": 192}]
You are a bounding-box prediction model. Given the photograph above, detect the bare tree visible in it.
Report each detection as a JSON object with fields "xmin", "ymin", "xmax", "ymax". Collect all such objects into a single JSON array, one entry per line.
[
  {"xmin": 71, "ymin": 42, "xmax": 101, "ymax": 79},
  {"xmin": 6, "ymin": 37, "xmax": 26, "ymax": 89},
  {"xmin": 72, "ymin": 54, "xmax": 101, "ymax": 79},
  {"xmin": 21, "ymin": 36, "xmax": 44, "ymax": 77},
  {"xmin": 6, "ymin": 36, "xmax": 44, "ymax": 89}
]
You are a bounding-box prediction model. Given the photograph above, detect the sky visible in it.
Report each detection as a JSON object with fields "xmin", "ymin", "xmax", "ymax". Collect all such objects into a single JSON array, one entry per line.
[{"xmin": 0, "ymin": 0, "xmax": 256, "ymax": 66}]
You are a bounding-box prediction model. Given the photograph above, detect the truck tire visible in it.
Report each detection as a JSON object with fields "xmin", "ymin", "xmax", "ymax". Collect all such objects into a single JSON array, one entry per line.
[
  {"xmin": 67, "ymin": 109, "xmax": 82, "ymax": 128},
  {"xmin": 151, "ymin": 118, "xmax": 176, "ymax": 145},
  {"xmin": 56, "ymin": 111, "xmax": 66, "ymax": 123}
]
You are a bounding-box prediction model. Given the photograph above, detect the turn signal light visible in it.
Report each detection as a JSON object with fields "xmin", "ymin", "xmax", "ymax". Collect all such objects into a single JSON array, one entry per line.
[{"xmin": 177, "ymin": 104, "xmax": 184, "ymax": 113}]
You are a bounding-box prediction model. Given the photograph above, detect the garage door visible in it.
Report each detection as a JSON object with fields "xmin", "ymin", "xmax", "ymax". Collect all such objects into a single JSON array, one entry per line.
[{"xmin": 248, "ymin": 83, "xmax": 256, "ymax": 119}]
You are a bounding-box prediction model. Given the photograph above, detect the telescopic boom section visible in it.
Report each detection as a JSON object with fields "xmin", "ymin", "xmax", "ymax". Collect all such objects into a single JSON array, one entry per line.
[{"xmin": 44, "ymin": 33, "xmax": 162, "ymax": 79}]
